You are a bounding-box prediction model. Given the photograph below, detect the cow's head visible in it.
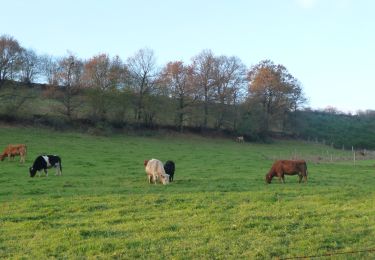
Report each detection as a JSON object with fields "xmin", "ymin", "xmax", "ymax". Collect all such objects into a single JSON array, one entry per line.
[
  {"xmin": 265, "ymin": 173, "xmax": 272, "ymax": 184},
  {"xmin": 160, "ymin": 173, "xmax": 170, "ymax": 185},
  {"xmin": 29, "ymin": 167, "xmax": 37, "ymax": 177}
]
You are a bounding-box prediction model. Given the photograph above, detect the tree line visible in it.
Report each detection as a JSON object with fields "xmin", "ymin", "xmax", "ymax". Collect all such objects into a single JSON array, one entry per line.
[{"xmin": 3, "ymin": 34, "xmax": 374, "ymax": 149}]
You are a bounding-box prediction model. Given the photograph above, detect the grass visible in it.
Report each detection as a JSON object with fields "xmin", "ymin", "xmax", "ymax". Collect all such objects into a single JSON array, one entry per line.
[{"xmin": 0, "ymin": 126, "xmax": 374, "ymax": 259}]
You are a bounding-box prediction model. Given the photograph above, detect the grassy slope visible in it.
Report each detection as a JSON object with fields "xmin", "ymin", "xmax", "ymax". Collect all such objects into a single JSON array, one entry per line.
[{"xmin": 0, "ymin": 127, "xmax": 374, "ymax": 259}]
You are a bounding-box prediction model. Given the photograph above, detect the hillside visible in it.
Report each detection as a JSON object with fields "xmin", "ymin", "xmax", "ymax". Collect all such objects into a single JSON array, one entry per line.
[
  {"xmin": 0, "ymin": 83, "xmax": 375, "ymax": 150},
  {"xmin": 295, "ymin": 110, "xmax": 375, "ymax": 149}
]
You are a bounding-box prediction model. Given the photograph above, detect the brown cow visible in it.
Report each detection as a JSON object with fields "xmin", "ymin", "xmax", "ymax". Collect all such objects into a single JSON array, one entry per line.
[
  {"xmin": 0, "ymin": 144, "xmax": 27, "ymax": 163},
  {"xmin": 265, "ymin": 160, "xmax": 307, "ymax": 184}
]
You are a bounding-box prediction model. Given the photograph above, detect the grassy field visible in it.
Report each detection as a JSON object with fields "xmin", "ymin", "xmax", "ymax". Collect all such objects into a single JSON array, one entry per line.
[{"xmin": 0, "ymin": 126, "xmax": 374, "ymax": 259}]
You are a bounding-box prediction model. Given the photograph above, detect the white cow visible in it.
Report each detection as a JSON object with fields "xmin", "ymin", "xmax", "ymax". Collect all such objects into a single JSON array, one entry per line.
[
  {"xmin": 144, "ymin": 159, "xmax": 169, "ymax": 185},
  {"xmin": 236, "ymin": 136, "xmax": 244, "ymax": 143}
]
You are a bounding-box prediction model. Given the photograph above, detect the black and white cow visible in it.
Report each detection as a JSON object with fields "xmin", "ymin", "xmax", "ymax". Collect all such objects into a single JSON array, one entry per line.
[
  {"xmin": 164, "ymin": 160, "xmax": 175, "ymax": 182},
  {"xmin": 29, "ymin": 155, "xmax": 62, "ymax": 177}
]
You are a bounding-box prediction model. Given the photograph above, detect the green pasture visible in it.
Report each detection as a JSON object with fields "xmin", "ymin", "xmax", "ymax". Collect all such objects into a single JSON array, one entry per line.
[{"xmin": 0, "ymin": 126, "xmax": 374, "ymax": 259}]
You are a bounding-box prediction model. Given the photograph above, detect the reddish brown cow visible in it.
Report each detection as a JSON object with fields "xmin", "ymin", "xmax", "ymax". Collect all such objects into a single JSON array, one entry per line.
[
  {"xmin": 265, "ymin": 160, "xmax": 308, "ymax": 184},
  {"xmin": 0, "ymin": 144, "xmax": 27, "ymax": 163}
]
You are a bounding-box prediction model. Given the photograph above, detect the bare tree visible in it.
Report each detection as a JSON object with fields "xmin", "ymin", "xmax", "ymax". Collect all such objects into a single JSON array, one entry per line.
[
  {"xmin": 51, "ymin": 53, "xmax": 84, "ymax": 120},
  {"xmin": 191, "ymin": 49, "xmax": 216, "ymax": 128},
  {"xmin": 126, "ymin": 48, "xmax": 157, "ymax": 123},
  {"xmin": 213, "ymin": 55, "xmax": 247, "ymax": 129},
  {"xmin": 159, "ymin": 61, "xmax": 197, "ymax": 131},
  {"xmin": 0, "ymin": 35, "xmax": 23, "ymax": 86},
  {"xmin": 18, "ymin": 48, "xmax": 42, "ymax": 85},
  {"xmin": 40, "ymin": 54, "xmax": 59, "ymax": 86}
]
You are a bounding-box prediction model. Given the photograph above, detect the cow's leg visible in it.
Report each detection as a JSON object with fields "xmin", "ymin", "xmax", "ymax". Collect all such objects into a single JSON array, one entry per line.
[
  {"xmin": 277, "ymin": 173, "xmax": 281, "ymax": 183},
  {"xmin": 149, "ymin": 174, "xmax": 156, "ymax": 184},
  {"xmin": 277, "ymin": 172, "xmax": 285, "ymax": 183},
  {"xmin": 298, "ymin": 174, "xmax": 303, "ymax": 183},
  {"xmin": 276, "ymin": 172, "xmax": 284, "ymax": 183},
  {"xmin": 44, "ymin": 169, "xmax": 48, "ymax": 177},
  {"xmin": 153, "ymin": 173, "xmax": 157, "ymax": 184}
]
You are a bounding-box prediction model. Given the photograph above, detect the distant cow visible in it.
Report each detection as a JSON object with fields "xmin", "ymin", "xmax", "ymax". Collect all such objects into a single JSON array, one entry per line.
[
  {"xmin": 236, "ymin": 136, "xmax": 244, "ymax": 143},
  {"xmin": 29, "ymin": 155, "xmax": 62, "ymax": 177},
  {"xmin": 164, "ymin": 160, "xmax": 175, "ymax": 182},
  {"xmin": 0, "ymin": 144, "xmax": 27, "ymax": 163},
  {"xmin": 265, "ymin": 160, "xmax": 308, "ymax": 184},
  {"xmin": 144, "ymin": 159, "xmax": 169, "ymax": 185}
]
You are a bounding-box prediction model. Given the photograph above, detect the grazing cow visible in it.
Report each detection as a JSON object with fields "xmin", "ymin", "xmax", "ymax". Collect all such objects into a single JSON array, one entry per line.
[
  {"xmin": 265, "ymin": 160, "xmax": 308, "ymax": 184},
  {"xmin": 144, "ymin": 159, "xmax": 169, "ymax": 185},
  {"xmin": 164, "ymin": 160, "xmax": 175, "ymax": 182},
  {"xmin": 236, "ymin": 136, "xmax": 244, "ymax": 143},
  {"xmin": 0, "ymin": 144, "xmax": 27, "ymax": 163},
  {"xmin": 29, "ymin": 155, "xmax": 62, "ymax": 177}
]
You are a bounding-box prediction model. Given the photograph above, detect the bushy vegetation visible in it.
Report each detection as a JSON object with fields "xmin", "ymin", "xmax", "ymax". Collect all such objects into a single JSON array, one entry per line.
[
  {"xmin": 0, "ymin": 127, "xmax": 374, "ymax": 259},
  {"xmin": 296, "ymin": 110, "xmax": 375, "ymax": 149}
]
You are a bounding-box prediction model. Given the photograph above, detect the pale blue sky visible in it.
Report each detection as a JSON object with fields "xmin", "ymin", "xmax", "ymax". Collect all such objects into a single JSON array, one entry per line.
[{"xmin": 1, "ymin": 0, "xmax": 374, "ymax": 112}]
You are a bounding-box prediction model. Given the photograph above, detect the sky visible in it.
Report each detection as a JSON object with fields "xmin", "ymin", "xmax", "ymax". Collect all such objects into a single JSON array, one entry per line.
[{"xmin": 1, "ymin": 0, "xmax": 374, "ymax": 113}]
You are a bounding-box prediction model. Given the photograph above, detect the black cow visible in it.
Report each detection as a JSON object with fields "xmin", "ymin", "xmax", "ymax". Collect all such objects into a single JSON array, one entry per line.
[
  {"xmin": 164, "ymin": 160, "xmax": 175, "ymax": 182},
  {"xmin": 29, "ymin": 155, "xmax": 62, "ymax": 177}
]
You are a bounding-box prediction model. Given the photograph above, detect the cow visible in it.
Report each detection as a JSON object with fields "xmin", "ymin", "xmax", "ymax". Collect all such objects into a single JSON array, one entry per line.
[
  {"xmin": 236, "ymin": 136, "xmax": 244, "ymax": 143},
  {"xmin": 164, "ymin": 160, "xmax": 175, "ymax": 182},
  {"xmin": 265, "ymin": 160, "xmax": 308, "ymax": 184},
  {"xmin": 144, "ymin": 159, "xmax": 169, "ymax": 185},
  {"xmin": 0, "ymin": 144, "xmax": 27, "ymax": 163},
  {"xmin": 29, "ymin": 155, "xmax": 62, "ymax": 177}
]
